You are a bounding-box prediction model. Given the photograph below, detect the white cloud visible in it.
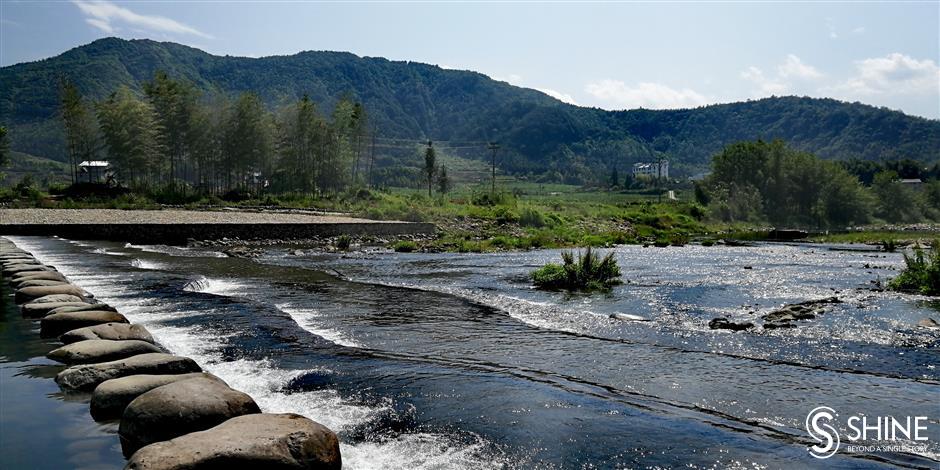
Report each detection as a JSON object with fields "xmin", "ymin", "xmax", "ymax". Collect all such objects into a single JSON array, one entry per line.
[
  {"xmin": 584, "ymin": 80, "xmax": 708, "ymax": 109},
  {"xmin": 741, "ymin": 66, "xmax": 788, "ymax": 95},
  {"xmin": 535, "ymin": 87, "xmax": 578, "ymax": 105},
  {"xmin": 830, "ymin": 53, "xmax": 940, "ymax": 96},
  {"xmin": 72, "ymin": 0, "xmax": 212, "ymax": 39},
  {"xmin": 852, "ymin": 26, "xmax": 866, "ymax": 34},
  {"xmin": 777, "ymin": 54, "xmax": 823, "ymax": 80},
  {"xmin": 741, "ymin": 54, "xmax": 823, "ymax": 96}
]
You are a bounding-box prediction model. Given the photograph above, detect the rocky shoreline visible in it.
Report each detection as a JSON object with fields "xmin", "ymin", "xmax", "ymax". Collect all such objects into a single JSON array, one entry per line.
[{"xmin": 0, "ymin": 237, "xmax": 342, "ymax": 469}]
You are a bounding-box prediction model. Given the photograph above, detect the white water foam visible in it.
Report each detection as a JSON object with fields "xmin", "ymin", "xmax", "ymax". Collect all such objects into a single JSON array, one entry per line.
[
  {"xmin": 181, "ymin": 276, "xmax": 249, "ymax": 296},
  {"xmin": 9, "ymin": 236, "xmax": 508, "ymax": 470},
  {"xmin": 125, "ymin": 243, "xmax": 227, "ymax": 258},
  {"xmin": 276, "ymin": 303, "xmax": 363, "ymax": 348},
  {"xmin": 130, "ymin": 258, "xmax": 165, "ymax": 270}
]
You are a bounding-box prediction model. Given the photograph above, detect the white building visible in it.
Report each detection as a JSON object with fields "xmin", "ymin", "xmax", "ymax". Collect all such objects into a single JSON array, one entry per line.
[{"xmin": 632, "ymin": 160, "xmax": 669, "ymax": 179}]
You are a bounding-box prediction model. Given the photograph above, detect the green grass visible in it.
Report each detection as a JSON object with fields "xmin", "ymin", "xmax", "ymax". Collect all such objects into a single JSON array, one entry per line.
[
  {"xmin": 889, "ymin": 243, "xmax": 940, "ymax": 295},
  {"xmin": 808, "ymin": 231, "xmax": 935, "ymax": 245},
  {"xmin": 531, "ymin": 247, "xmax": 622, "ymax": 291}
]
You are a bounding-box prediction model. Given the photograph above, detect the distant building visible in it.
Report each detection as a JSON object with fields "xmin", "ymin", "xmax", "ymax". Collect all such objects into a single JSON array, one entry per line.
[
  {"xmin": 900, "ymin": 178, "xmax": 923, "ymax": 187},
  {"xmin": 633, "ymin": 160, "xmax": 669, "ymax": 179},
  {"xmin": 78, "ymin": 160, "xmax": 110, "ymax": 183}
]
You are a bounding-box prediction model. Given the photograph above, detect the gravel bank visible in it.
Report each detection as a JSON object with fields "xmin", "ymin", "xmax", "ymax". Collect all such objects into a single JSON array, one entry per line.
[{"xmin": 0, "ymin": 208, "xmax": 405, "ymax": 225}]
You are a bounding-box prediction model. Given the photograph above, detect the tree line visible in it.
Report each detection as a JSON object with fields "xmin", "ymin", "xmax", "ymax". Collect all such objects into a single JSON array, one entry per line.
[
  {"xmin": 696, "ymin": 139, "xmax": 940, "ymax": 228},
  {"xmin": 60, "ymin": 72, "xmax": 378, "ymax": 197}
]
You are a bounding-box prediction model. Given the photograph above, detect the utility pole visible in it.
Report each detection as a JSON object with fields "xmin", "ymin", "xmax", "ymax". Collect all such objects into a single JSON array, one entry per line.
[{"xmin": 488, "ymin": 142, "xmax": 500, "ymax": 196}]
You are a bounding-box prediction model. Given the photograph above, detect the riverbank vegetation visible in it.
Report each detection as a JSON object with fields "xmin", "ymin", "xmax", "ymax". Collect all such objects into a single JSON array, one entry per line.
[
  {"xmin": 531, "ymin": 248, "xmax": 621, "ymax": 290},
  {"xmin": 889, "ymin": 243, "xmax": 940, "ymax": 295}
]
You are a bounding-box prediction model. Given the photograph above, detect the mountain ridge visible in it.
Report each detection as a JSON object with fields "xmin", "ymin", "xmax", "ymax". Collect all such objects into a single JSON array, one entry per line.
[{"xmin": 2, "ymin": 37, "xmax": 938, "ymax": 179}]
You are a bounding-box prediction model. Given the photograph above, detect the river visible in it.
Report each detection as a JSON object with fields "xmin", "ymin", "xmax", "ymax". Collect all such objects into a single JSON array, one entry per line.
[{"xmin": 6, "ymin": 236, "xmax": 939, "ymax": 469}]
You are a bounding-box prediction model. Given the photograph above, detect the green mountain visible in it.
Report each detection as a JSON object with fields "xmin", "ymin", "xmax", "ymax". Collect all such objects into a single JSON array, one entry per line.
[{"xmin": 2, "ymin": 37, "xmax": 939, "ymax": 180}]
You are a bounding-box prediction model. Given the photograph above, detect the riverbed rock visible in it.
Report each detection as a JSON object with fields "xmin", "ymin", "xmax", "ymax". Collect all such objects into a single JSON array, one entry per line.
[
  {"xmin": 47, "ymin": 339, "xmax": 163, "ymax": 365},
  {"xmin": 125, "ymin": 413, "xmax": 341, "ymax": 470},
  {"xmin": 55, "ymin": 353, "xmax": 201, "ymax": 391},
  {"xmin": 917, "ymin": 318, "xmax": 940, "ymax": 329},
  {"xmin": 708, "ymin": 317, "xmax": 754, "ymax": 331},
  {"xmin": 22, "ymin": 301, "xmax": 94, "ymax": 318},
  {"xmin": 11, "ymin": 271, "xmax": 68, "ymax": 285},
  {"xmin": 90, "ymin": 373, "xmax": 223, "ymax": 421},
  {"xmin": 761, "ymin": 305, "xmax": 820, "ymax": 323},
  {"xmin": 15, "ymin": 279, "xmax": 70, "ymax": 288},
  {"xmin": 26, "ymin": 293, "xmax": 85, "ymax": 304},
  {"xmin": 49, "ymin": 303, "xmax": 118, "ymax": 315},
  {"xmin": 1, "ymin": 257, "xmax": 37, "ymax": 266},
  {"xmin": 60, "ymin": 323, "xmax": 154, "ymax": 344},
  {"xmin": 40, "ymin": 310, "xmax": 129, "ymax": 338},
  {"xmin": 119, "ymin": 377, "xmax": 261, "ymax": 456},
  {"xmin": 3, "ymin": 264, "xmax": 52, "ymax": 277},
  {"xmin": 15, "ymin": 284, "xmax": 88, "ymax": 303}
]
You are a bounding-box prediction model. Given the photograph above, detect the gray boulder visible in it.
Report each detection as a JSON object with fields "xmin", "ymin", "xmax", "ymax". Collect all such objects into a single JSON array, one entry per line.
[
  {"xmin": 15, "ymin": 279, "xmax": 70, "ymax": 288},
  {"xmin": 125, "ymin": 413, "xmax": 341, "ymax": 470},
  {"xmin": 1, "ymin": 257, "xmax": 37, "ymax": 266},
  {"xmin": 55, "ymin": 353, "xmax": 201, "ymax": 391},
  {"xmin": 22, "ymin": 301, "xmax": 94, "ymax": 318},
  {"xmin": 119, "ymin": 377, "xmax": 261, "ymax": 456},
  {"xmin": 50, "ymin": 303, "xmax": 118, "ymax": 315},
  {"xmin": 47, "ymin": 339, "xmax": 163, "ymax": 365},
  {"xmin": 918, "ymin": 317, "xmax": 940, "ymax": 329},
  {"xmin": 27, "ymin": 293, "xmax": 85, "ymax": 304},
  {"xmin": 90, "ymin": 373, "xmax": 223, "ymax": 421},
  {"xmin": 61, "ymin": 323, "xmax": 153, "ymax": 344},
  {"xmin": 40, "ymin": 310, "xmax": 129, "ymax": 338},
  {"xmin": 708, "ymin": 317, "xmax": 754, "ymax": 331},
  {"xmin": 11, "ymin": 271, "xmax": 67, "ymax": 285},
  {"xmin": 3, "ymin": 264, "xmax": 51, "ymax": 277},
  {"xmin": 15, "ymin": 284, "xmax": 87, "ymax": 303}
]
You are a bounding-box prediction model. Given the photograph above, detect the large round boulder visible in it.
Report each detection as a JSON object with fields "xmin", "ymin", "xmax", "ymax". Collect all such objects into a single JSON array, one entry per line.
[
  {"xmin": 55, "ymin": 353, "xmax": 201, "ymax": 391},
  {"xmin": 15, "ymin": 284, "xmax": 87, "ymax": 303},
  {"xmin": 1, "ymin": 257, "xmax": 37, "ymax": 266},
  {"xmin": 90, "ymin": 373, "xmax": 224, "ymax": 421},
  {"xmin": 3, "ymin": 263, "xmax": 52, "ymax": 277},
  {"xmin": 22, "ymin": 301, "xmax": 94, "ymax": 318},
  {"xmin": 11, "ymin": 271, "xmax": 68, "ymax": 285},
  {"xmin": 60, "ymin": 323, "xmax": 153, "ymax": 344},
  {"xmin": 49, "ymin": 303, "xmax": 118, "ymax": 315},
  {"xmin": 119, "ymin": 377, "xmax": 261, "ymax": 456},
  {"xmin": 125, "ymin": 413, "xmax": 341, "ymax": 470},
  {"xmin": 47, "ymin": 339, "xmax": 164, "ymax": 365},
  {"xmin": 26, "ymin": 293, "xmax": 85, "ymax": 304},
  {"xmin": 40, "ymin": 310, "xmax": 129, "ymax": 338},
  {"xmin": 15, "ymin": 279, "xmax": 70, "ymax": 288}
]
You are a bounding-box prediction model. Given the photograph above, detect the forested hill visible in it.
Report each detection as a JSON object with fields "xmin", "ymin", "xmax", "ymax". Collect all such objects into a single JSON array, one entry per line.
[{"xmin": 3, "ymin": 37, "xmax": 939, "ymax": 179}]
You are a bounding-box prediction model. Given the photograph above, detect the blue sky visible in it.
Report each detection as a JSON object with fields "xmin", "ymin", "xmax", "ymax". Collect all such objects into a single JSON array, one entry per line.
[{"xmin": 2, "ymin": 1, "xmax": 938, "ymax": 118}]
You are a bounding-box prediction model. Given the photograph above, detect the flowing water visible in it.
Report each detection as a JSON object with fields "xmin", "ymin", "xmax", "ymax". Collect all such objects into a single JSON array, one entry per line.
[{"xmin": 6, "ymin": 236, "xmax": 939, "ymax": 469}]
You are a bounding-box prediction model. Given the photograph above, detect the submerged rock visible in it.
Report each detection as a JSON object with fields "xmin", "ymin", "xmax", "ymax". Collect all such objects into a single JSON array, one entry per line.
[
  {"xmin": 60, "ymin": 323, "xmax": 154, "ymax": 344},
  {"xmin": 47, "ymin": 339, "xmax": 163, "ymax": 365},
  {"xmin": 760, "ymin": 297, "xmax": 841, "ymax": 325},
  {"xmin": 119, "ymin": 377, "xmax": 261, "ymax": 456},
  {"xmin": 40, "ymin": 310, "xmax": 128, "ymax": 337},
  {"xmin": 917, "ymin": 318, "xmax": 940, "ymax": 329},
  {"xmin": 55, "ymin": 353, "xmax": 201, "ymax": 391},
  {"xmin": 708, "ymin": 317, "xmax": 754, "ymax": 331},
  {"xmin": 15, "ymin": 284, "xmax": 87, "ymax": 303},
  {"xmin": 125, "ymin": 413, "xmax": 341, "ymax": 470},
  {"xmin": 91, "ymin": 372, "xmax": 222, "ymax": 421}
]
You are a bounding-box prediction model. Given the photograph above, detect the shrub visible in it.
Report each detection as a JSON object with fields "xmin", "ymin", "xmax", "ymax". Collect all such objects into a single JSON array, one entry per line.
[
  {"xmin": 519, "ymin": 208, "xmax": 546, "ymax": 227},
  {"xmin": 531, "ymin": 247, "xmax": 621, "ymax": 291},
  {"xmin": 336, "ymin": 235, "xmax": 352, "ymax": 251},
  {"xmin": 889, "ymin": 244, "xmax": 940, "ymax": 295},
  {"xmin": 392, "ymin": 240, "xmax": 417, "ymax": 252},
  {"xmin": 881, "ymin": 239, "xmax": 897, "ymax": 252},
  {"xmin": 493, "ymin": 207, "xmax": 519, "ymax": 225}
]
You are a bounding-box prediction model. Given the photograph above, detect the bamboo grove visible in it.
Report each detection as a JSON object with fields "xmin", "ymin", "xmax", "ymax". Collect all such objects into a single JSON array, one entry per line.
[{"xmin": 59, "ymin": 72, "xmax": 371, "ymax": 196}]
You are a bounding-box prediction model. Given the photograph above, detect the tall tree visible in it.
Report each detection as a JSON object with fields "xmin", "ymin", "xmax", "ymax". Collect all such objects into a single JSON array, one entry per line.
[
  {"xmin": 223, "ymin": 92, "xmax": 272, "ymax": 193},
  {"xmin": 424, "ymin": 145, "xmax": 436, "ymax": 197},
  {"xmin": 0, "ymin": 126, "xmax": 9, "ymax": 169},
  {"xmin": 437, "ymin": 164, "xmax": 451, "ymax": 195},
  {"xmin": 144, "ymin": 71, "xmax": 199, "ymax": 188},
  {"xmin": 96, "ymin": 87, "xmax": 164, "ymax": 186},
  {"xmin": 60, "ymin": 79, "xmax": 98, "ymax": 184}
]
